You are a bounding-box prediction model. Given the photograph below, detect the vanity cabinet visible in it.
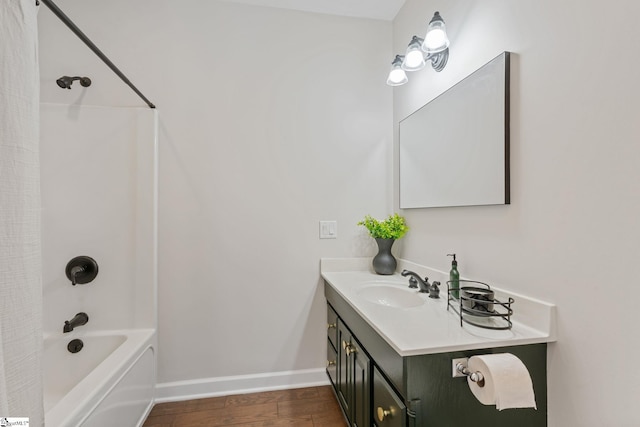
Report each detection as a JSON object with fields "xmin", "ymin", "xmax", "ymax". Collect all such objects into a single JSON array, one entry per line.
[{"xmin": 325, "ymin": 282, "xmax": 548, "ymax": 427}]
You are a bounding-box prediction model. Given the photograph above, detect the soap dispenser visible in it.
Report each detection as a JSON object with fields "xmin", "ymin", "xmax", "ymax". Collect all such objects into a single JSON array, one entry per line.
[{"xmin": 447, "ymin": 254, "xmax": 460, "ymax": 299}]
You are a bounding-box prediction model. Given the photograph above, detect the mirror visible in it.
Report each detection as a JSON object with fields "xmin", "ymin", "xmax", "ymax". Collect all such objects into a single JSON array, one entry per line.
[{"xmin": 399, "ymin": 52, "xmax": 510, "ymax": 209}]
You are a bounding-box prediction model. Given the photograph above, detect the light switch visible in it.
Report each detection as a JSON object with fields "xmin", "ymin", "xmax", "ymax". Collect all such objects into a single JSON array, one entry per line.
[{"xmin": 319, "ymin": 220, "xmax": 337, "ymax": 239}]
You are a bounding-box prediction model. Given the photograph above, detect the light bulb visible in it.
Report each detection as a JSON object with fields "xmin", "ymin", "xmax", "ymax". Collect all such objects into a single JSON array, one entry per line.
[
  {"xmin": 402, "ymin": 36, "xmax": 426, "ymax": 71},
  {"xmin": 422, "ymin": 12, "xmax": 450, "ymax": 53},
  {"xmin": 387, "ymin": 68, "xmax": 408, "ymax": 86},
  {"xmin": 425, "ymin": 28, "xmax": 447, "ymax": 51},
  {"xmin": 386, "ymin": 55, "xmax": 408, "ymax": 86}
]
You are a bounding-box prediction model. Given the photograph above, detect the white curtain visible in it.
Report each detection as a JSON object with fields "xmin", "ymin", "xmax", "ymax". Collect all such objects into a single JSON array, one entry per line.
[{"xmin": 0, "ymin": 0, "xmax": 43, "ymax": 425}]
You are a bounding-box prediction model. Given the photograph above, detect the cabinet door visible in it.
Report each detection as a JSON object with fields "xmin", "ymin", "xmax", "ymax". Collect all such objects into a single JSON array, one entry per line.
[
  {"xmin": 351, "ymin": 338, "xmax": 370, "ymax": 427},
  {"xmin": 327, "ymin": 304, "xmax": 339, "ymax": 350},
  {"xmin": 337, "ymin": 319, "xmax": 351, "ymax": 417},
  {"xmin": 373, "ymin": 367, "xmax": 406, "ymax": 427},
  {"xmin": 331, "ymin": 316, "xmax": 373, "ymax": 427},
  {"xmin": 326, "ymin": 339, "xmax": 337, "ymax": 386}
]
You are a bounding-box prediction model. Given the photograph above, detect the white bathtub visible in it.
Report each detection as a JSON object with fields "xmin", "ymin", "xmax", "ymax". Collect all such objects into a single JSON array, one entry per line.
[{"xmin": 44, "ymin": 329, "xmax": 156, "ymax": 427}]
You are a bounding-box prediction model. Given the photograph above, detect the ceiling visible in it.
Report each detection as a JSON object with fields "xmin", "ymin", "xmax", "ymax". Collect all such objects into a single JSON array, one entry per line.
[{"xmin": 221, "ymin": 0, "xmax": 406, "ymax": 21}]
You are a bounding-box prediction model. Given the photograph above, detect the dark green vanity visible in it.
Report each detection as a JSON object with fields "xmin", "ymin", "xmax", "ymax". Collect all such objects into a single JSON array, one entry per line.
[{"xmin": 325, "ymin": 279, "xmax": 548, "ymax": 427}]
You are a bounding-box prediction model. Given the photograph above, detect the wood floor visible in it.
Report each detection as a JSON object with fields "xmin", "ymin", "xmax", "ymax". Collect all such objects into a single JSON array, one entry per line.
[{"xmin": 142, "ymin": 385, "xmax": 348, "ymax": 427}]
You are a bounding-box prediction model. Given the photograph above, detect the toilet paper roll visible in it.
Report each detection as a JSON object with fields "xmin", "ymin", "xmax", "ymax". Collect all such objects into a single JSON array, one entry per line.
[{"xmin": 467, "ymin": 353, "xmax": 537, "ymax": 411}]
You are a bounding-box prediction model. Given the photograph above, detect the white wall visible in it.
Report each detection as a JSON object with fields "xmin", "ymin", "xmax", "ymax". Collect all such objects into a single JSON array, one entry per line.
[
  {"xmin": 38, "ymin": 0, "xmax": 392, "ymax": 388},
  {"xmin": 393, "ymin": 1, "xmax": 640, "ymax": 425}
]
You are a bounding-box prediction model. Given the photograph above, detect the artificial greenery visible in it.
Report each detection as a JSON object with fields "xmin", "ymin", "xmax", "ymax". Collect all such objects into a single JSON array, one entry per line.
[{"xmin": 357, "ymin": 213, "xmax": 409, "ymax": 240}]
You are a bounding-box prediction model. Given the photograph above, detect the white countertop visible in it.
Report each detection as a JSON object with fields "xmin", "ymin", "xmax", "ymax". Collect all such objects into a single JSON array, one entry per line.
[{"xmin": 321, "ymin": 258, "xmax": 557, "ymax": 357}]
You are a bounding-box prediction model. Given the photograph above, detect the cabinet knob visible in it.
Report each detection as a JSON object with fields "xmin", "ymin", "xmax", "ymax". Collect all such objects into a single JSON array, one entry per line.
[
  {"xmin": 342, "ymin": 340, "xmax": 357, "ymax": 355},
  {"xmin": 377, "ymin": 406, "xmax": 394, "ymax": 422},
  {"xmin": 327, "ymin": 322, "xmax": 337, "ymax": 329},
  {"xmin": 326, "ymin": 360, "xmax": 336, "ymax": 367}
]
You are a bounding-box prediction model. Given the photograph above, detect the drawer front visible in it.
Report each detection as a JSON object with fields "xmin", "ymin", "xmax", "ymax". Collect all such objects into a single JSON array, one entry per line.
[
  {"xmin": 327, "ymin": 304, "xmax": 339, "ymax": 350},
  {"xmin": 373, "ymin": 366, "xmax": 406, "ymax": 427},
  {"xmin": 326, "ymin": 339, "xmax": 337, "ymax": 386}
]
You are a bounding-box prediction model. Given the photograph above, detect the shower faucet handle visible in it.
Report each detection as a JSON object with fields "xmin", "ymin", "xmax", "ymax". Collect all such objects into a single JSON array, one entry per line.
[{"xmin": 65, "ymin": 256, "xmax": 99, "ymax": 286}]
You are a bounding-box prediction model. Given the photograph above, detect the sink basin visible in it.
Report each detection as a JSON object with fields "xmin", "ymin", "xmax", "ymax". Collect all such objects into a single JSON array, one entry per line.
[{"xmin": 357, "ymin": 284, "xmax": 424, "ymax": 308}]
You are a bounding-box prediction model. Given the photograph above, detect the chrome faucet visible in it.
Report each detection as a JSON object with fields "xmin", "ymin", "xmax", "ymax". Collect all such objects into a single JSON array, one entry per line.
[
  {"xmin": 63, "ymin": 312, "xmax": 89, "ymax": 333},
  {"xmin": 401, "ymin": 270, "xmax": 440, "ymax": 298}
]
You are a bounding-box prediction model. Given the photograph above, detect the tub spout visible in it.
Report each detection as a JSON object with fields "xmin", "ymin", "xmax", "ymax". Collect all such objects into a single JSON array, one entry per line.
[{"xmin": 64, "ymin": 312, "xmax": 89, "ymax": 333}]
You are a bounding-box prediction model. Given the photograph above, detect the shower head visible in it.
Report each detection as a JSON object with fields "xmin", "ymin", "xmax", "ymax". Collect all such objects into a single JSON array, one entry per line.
[
  {"xmin": 56, "ymin": 76, "xmax": 92, "ymax": 89},
  {"xmin": 56, "ymin": 76, "xmax": 72, "ymax": 89}
]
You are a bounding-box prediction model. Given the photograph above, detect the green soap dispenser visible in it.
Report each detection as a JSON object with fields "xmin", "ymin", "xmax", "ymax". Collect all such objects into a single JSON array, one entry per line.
[{"xmin": 447, "ymin": 254, "xmax": 460, "ymax": 299}]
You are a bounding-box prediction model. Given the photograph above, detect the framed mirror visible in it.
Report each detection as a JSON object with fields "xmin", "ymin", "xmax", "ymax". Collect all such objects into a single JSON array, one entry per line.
[{"xmin": 399, "ymin": 52, "xmax": 510, "ymax": 209}]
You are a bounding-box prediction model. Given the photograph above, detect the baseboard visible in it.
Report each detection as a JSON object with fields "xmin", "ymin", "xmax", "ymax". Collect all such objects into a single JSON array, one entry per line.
[{"xmin": 154, "ymin": 368, "xmax": 330, "ymax": 403}]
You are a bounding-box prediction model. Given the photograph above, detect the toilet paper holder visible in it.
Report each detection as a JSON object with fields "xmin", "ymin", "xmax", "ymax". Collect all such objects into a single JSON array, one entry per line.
[{"xmin": 452, "ymin": 358, "xmax": 485, "ymax": 387}]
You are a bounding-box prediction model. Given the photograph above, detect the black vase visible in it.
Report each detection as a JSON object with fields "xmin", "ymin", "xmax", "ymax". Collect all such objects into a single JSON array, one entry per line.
[{"xmin": 372, "ymin": 238, "xmax": 397, "ymax": 275}]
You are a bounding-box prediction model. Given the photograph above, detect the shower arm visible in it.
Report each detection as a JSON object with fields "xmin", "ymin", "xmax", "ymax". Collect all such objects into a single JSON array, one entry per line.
[{"xmin": 38, "ymin": 0, "xmax": 156, "ymax": 109}]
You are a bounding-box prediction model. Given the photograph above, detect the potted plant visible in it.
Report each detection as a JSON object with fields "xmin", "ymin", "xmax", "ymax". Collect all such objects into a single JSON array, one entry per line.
[{"xmin": 358, "ymin": 214, "xmax": 408, "ymax": 275}]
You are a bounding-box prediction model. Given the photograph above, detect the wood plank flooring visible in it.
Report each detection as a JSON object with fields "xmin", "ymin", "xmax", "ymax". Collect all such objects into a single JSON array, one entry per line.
[{"xmin": 142, "ymin": 385, "xmax": 348, "ymax": 427}]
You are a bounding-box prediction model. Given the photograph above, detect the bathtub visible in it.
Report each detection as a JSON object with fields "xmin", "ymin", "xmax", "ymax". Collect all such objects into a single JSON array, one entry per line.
[{"xmin": 44, "ymin": 329, "xmax": 156, "ymax": 427}]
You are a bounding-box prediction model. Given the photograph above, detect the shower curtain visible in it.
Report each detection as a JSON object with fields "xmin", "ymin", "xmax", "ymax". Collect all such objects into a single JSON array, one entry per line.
[{"xmin": 0, "ymin": 0, "xmax": 44, "ymax": 425}]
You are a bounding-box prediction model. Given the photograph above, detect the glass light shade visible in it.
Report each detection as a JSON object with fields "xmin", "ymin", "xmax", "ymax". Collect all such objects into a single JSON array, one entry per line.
[
  {"xmin": 402, "ymin": 37, "xmax": 426, "ymax": 71},
  {"xmin": 422, "ymin": 12, "xmax": 450, "ymax": 53},
  {"xmin": 387, "ymin": 66, "xmax": 408, "ymax": 86}
]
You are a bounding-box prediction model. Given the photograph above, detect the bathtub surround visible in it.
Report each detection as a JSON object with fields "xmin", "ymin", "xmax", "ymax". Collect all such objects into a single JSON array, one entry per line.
[
  {"xmin": 40, "ymin": 105, "xmax": 158, "ymax": 334},
  {"xmin": 40, "ymin": 105, "xmax": 158, "ymax": 425},
  {"xmin": 0, "ymin": 0, "xmax": 44, "ymax": 424}
]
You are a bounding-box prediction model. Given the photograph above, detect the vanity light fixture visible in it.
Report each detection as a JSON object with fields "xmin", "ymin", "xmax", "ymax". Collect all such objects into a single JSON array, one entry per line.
[{"xmin": 386, "ymin": 11, "xmax": 450, "ymax": 86}]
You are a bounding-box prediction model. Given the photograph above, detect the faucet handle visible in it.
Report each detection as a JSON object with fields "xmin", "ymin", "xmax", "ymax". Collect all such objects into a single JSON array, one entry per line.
[
  {"xmin": 429, "ymin": 281, "xmax": 441, "ymax": 299},
  {"xmin": 408, "ymin": 277, "xmax": 418, "ymax": 289},
  {"xmin": 65, "ymin": 256, "xmax": 99, "ymax": 286}
]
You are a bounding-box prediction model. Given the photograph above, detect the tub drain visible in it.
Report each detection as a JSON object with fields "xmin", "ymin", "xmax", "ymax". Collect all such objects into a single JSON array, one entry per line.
[{"xmin": 68, "ymin": 338, "xmax": 84, "ymax": 353}]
